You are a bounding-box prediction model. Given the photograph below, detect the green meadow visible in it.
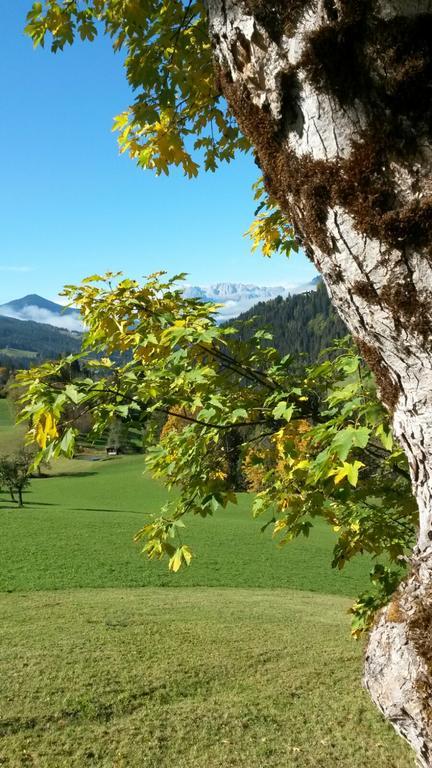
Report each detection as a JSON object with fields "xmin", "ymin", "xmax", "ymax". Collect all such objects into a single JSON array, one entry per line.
[
  {"xmin": 0, "ymin": 398, "xmax": 414, "ymax": 767},
  {"xmin": 0, "ymin": 399, "xmax": 26, "ymax": 454}
]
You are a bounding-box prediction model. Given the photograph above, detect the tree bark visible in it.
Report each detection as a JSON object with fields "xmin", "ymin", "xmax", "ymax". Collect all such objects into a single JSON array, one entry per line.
[{"xmin": 205, "ymin": 0, "xmax": 432, "ymax": 763}]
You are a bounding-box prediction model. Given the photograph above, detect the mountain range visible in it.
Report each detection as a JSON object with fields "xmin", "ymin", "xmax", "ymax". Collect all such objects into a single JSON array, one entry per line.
[
  {"xmin": 183, "ymin": 278, "xmax": 320, "ymax": 319},
  {"xmin": 0, "ymin": 279, "xmax": 322, "ymax": 367}
]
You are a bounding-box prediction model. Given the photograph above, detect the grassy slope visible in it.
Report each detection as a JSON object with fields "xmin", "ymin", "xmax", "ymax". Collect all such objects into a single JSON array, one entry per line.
[
  {"xmin": 0, "ymin": 588, "xmax": 413, "ymax": 768},
  {"xmin": 1, "ymin": 454, "xmax": 373, "ymax": 595}
]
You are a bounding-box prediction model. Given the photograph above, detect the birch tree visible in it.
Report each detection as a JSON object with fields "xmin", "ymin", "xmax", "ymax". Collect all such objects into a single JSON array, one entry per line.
[{"xmin": 25, "ymin": 1, "xmax": 432, "ymax": 763}]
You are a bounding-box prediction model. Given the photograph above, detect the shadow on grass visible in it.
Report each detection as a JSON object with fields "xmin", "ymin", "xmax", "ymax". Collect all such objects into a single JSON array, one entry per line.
[
  {"xmin": 0, "ymin": 500, "xmax": 57, "ymax": 509},
  {"xmin": 0, "ymin": 683, "xmax": 169, "ymax": 736},
  {"xmin": 35, "ymin": 471, "xmax": 98, "ymax": 479},
  {"xmin": 70, "ymin": 506, "xmax": 141, "ymax": 514},
  {"xmin": 23, "ymin": 501, "xmax": 57, "ymax": 507}
]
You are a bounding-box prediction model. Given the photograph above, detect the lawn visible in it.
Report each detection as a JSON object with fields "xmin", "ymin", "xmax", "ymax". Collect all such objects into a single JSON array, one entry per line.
[
  {"xmin": 0, "ymin": 588, "xmax": 413, "ymax": 768},
  {"xmin": 0, "ymin": 400, "xmax": 415, "ymax": 767}
]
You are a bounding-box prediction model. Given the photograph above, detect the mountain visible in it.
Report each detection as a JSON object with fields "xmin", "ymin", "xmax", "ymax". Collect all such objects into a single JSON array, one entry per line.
[
  {"xmin": 0, "ymin": 294, "xmax": 82, "ymax": 332},
  {"xmin": 230, "ymin": 280, "xmax": 347, "ymax": 362},
  {"xmin": 183, "ymin": 279, "xmax": 320, "ymax": 320}
]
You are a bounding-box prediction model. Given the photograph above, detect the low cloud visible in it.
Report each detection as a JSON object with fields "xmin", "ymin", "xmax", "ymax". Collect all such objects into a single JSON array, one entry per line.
[
  {"xmin": 0, "ymin": 305, "xmax": 83, "ymax": 332},
  {"xmin": 216, "ymin": 299, "xmax": 260, "ymax": 321},
  {"xmin": 0, "ymin": 266, "xmax": 34, "ymax": 273},
  {"xmin": 183, "ymin": 282, "xmax": 317, "ymax": 321}
]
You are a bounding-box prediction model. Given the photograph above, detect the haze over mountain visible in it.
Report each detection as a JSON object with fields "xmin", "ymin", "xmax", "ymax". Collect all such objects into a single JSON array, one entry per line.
[
  {"xmin": 0, "ymin": 294, "xmax": 82, "ymax": 332},
  {"xmin": 183, "ymin": 278, "xmax": 320, "ymax": 319},
  {"xmin": 0, "ymin": 280, "xmax": 320, "ymax": 329}
]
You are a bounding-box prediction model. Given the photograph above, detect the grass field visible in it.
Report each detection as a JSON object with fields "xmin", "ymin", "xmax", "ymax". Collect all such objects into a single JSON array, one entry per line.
[
  {"xmin": 0, "ymin": 398, "xmax": 415, "ymax": 767},
  {"xmin": 0, "ymin": 349, "xmax": 38, "ymax": 359},
  {"xmin": 1, "ymin": 453, "xmax": 376, "ymax": 595},
  {"xmin": 0, "ymin": 589, "xmax": 413, "ymax": 768},
  {"xmin": 0, "ymin": 399, "xmax": 26, "ymax": 454}
]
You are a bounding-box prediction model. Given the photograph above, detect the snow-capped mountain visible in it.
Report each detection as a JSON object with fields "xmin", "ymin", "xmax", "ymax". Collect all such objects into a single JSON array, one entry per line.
[{"xmin": 183, "ymin": 278, "xmax": 320, "ymax": 320}]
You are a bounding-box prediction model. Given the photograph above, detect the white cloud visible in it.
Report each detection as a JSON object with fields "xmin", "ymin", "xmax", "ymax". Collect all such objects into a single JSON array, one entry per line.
[
  {"xmin": 0, "ymin": 305, "xmax": 83, "ymax": 332},
  {"xmin": 0, "ymin": 266, "xmax": 34, "ymax": 273}
]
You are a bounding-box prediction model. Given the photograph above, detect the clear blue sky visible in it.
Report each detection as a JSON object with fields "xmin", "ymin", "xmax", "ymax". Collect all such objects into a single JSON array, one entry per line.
[{"xmin": 0, "ymin": 1, "xmax": 317, "ymax": 304}]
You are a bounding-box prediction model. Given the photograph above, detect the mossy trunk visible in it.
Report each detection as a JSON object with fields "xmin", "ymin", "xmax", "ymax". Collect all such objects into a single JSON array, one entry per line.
[{"xmin": 205, "ymin": 0, "xmax": 432, "ymax": 763}]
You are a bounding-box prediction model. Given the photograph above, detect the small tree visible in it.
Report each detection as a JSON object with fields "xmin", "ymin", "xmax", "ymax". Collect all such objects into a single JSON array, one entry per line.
[{"xmin": 0, "ymin": 451, "xmax": 32, "ymax": 507}]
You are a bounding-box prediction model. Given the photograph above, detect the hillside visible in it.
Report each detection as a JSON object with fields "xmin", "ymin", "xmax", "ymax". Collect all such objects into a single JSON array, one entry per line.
[
  {"xmin": 0, "ymin": 314, "xmax": 82, "ymax": 368},
  {"xmin": 231, "ymin": 281, "xmax": 347, "ymax": 362}
]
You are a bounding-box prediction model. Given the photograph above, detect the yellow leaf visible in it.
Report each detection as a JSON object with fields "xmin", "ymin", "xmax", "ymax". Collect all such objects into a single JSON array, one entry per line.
[
  {"xmin": 273, "ymin": 519, "xmax": 287, "ymax": 535},
  {"xmin": 35, "ymin": 412, "xmax": 58, "ymax": 449},
  {"xmin": 332, "ymin": 464, "xmax": 349, "ymax": 485},
  {"xmin": 169, "ymin": 545, "xmax": 193, "ymax": 572},
  {"xmin": 169, "ymin": 549, "xmax": 183, "ymax": 573},
  {"xmin": 181, "ymin": 545, "xmax": 193, "ymax": 567}
]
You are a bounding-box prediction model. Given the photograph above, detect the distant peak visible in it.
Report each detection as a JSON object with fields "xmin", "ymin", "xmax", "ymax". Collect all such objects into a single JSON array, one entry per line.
[
  {"xmin": 183, "ymin": 279, "xmax": 320, "ymax": 320},
  {"xmin": 0, "ymin": 294, "xmax": 76, "ymax": 316},
  {"xmin": 19, "ymin": 293, "xmax": 45, "ymax": 302},
  {"xmin": 0, "ymin": 294, "xmax": 82, "ymax": 332}
]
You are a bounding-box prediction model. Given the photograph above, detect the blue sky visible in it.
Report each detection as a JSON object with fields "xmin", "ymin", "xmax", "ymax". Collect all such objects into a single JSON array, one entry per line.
[{"xmin": 0, "ymin": 2, "xmax": 317, "ymax": 305}]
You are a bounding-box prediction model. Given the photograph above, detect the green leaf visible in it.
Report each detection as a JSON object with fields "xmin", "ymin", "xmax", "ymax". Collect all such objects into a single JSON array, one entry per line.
[
  {"xmin": 332, "ymin": 426, "xmax": 370, "ymax": 461},
  {"xmin": 59, "ymin": 428, "xmax": 75, "ymax": 456},
  {"xmin": 346, "ymin": 461, "xmax": 364, "ymax": 487},
  {"xmin": 232, "ymin": 408, "xmax": 248, "ymax": 420},
  {"xmin": 65, "ymin": 384, "xmax": 81, "ymax": 405},
  {"xmin": 376, "ymin": 424, "xmax": 394, "ymax": 451},
  {"xmin": 272, "ymin": 401, "xmax": 294, "ymax": 422}
]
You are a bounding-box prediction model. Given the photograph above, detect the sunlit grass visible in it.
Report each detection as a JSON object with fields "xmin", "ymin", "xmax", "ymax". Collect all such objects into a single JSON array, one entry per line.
[
  {"xmin": 0, "ymin": 588, "xmax": 414, "ymax": 768},
  {"xmin": 1, "ymin": 453, "xmax": 374, "ymax": 595}
]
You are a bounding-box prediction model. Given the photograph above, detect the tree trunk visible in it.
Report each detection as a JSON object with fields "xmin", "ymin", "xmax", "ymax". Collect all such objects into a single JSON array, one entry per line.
[
  {"xmin": 17, "ymin": 488, "xmax": 23, "ymax": 508},
  {"xmin": 205, "ymin": 0, "xmax": 432, "ymax": 763}
]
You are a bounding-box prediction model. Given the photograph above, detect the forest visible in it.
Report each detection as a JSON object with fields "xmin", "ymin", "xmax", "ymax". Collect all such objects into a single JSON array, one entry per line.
[
  {"xmin": 0, "ymin": 314, "xmax": 81, "ymax": 368},
  {"xmin": 231, "ymin": 281, "xmax": 347, "ymax": 362}
]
